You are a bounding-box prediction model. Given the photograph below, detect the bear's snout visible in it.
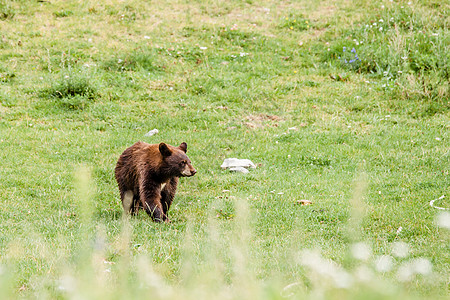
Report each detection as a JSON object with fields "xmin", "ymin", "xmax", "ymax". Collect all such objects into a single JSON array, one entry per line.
[{"xmin": 182, "ymin": 165, "xmax": 196, "ymax": 177}]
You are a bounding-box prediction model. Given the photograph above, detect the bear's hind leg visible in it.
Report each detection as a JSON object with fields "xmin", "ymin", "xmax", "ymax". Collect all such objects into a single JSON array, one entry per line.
[
  {"xmin": 131, "ymin": 194, "xmax": 141, "ymax": 215},
  {"xmin": 122, "ymin": 190, "xmax": 134, "ymax": 214}
]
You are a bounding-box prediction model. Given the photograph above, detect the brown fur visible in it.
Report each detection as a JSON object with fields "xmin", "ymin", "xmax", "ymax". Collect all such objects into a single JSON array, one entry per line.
[{"xmin": 115, "ymin": 141, "xmax": 196, "ymax": 222}]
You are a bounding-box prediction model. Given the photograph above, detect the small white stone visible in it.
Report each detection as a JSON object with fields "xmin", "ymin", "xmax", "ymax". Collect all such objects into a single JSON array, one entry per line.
[
  {"xmin": 221, "ymin": 158, "xmax": 256, "ymax": 170},
  {"xmin": 144, "ymin": 129, "xmax": 159, "ymax": 137},
  {"xmin": 229, "ymin": 167, "xmax": 249, "ymax": 173}
]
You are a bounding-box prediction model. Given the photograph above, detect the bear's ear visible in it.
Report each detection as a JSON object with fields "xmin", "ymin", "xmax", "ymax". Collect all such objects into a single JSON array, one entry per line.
[
  {"xmin": 159, "ymin": 143, "xmax": 172, "ymax": 157},
  {"xmin": 179, "ymin": 142, "xmax": 187, "ymax": 153}
]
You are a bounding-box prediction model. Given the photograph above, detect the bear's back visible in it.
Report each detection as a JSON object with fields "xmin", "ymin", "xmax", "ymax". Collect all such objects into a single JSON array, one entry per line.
[{"xmin": 118, "ymin": 141, "xmax": 162, "ymax": 170}]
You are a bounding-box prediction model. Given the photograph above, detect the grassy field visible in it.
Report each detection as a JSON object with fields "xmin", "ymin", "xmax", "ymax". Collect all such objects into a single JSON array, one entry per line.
[{"xmin": 0, "ymin": 0, "xmax": 449, "ymax": 299}]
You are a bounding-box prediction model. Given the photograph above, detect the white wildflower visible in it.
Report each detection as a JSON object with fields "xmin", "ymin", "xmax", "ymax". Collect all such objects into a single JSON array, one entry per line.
[
  {"xmin": 392, "ymin": 242, "xmax": 409, "ymax": 258},
  {"xmin": 299, "ymin": 250, "xmax": 353, "ymax": 288},
  {"xmin": 375, "ymin": 255, "xmax": 394, "ymax": 272},
  {"xmin": 435, "ymin": 212, "xmax": 450, "ymax": 229},
  {"xmin": 397, "ymin": 263, "xmax": 414, "ymax": 282},
  {"xmin": 397, "ymin": 258, "xmax": 432, "ymax": 282},
  {"xmin": 58, "ymin": 275, "xmax": 76, "ymax": 292},
  {"xmin": 354, "ymin": 265, "xmax": 373, "ymax": 282},
  {"xmin": 411, "ymin": 258, "xmax": 432, "ymax": 275},
  {"xmin": 351, "ymin": 242, "xmax": 372, "ymax": 261}
]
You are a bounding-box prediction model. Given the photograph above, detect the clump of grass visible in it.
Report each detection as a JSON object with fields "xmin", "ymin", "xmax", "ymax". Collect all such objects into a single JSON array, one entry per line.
[
  {"xmin": 278, "ymin": 13, "xmax": 311, "ymax": 31},
  {"xmin": 338, "ymin": 47, "xmax": 361, "ymax": 71},
  {"xmin": 168, "ymin": 45, "xmax": 206, "ymax": 64},
  {"xmin": 299, "ymin": 155, "xmax": 332, "ymax": 167},
  {"xmin": 0, "ymin": 88, "xmax": 16, "ymax": 107},
  {"xmin": 0, "ymin": 0, "xmax": 15, "ymax": 20},
  {"xmin": 41, "ymin": 49, "xmax": 91, "ymax": 73},
  {"xmin": 316, "ymin": 2, "xmax": 448, "ymax": 104},
  {"xmin": 216, "ymin": 26, "xmax": 258, "ymax": 48},
  {"xmin": 53, "ymin": 10, "xmax": 73, "ymax": 18},
  {"xmin": 101, "ymin": 49, "xmax": 163, "ymax": 72},
  {"xmin": 107, "ymin": 4, "xmax": 138, "ymax": 22},
  {"xmin": 39, "ymin": 72, "xmax": 98, "ymax": 110},
  {"xmin": 0, "ymin": 71, "xmax": 15, "ymax": 83}
]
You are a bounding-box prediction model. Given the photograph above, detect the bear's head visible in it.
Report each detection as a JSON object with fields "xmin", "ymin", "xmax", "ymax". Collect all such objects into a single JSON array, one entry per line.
[{"xmin": 159, "ymin": 142, "xmax": 196, "ymax": 177}]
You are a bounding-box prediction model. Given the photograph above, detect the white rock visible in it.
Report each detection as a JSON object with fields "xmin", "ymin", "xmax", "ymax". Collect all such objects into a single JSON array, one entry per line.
[
  {"xmin": 229, "ymin": 167, "xmax": 249, "ymax": 173},
  {"xmin": 144, "ymin": 129, "xmax": 159, "ymax": 137},
  {"xmin": 221, "ymin": 158, "xmax": 256, "ymax": 170}
]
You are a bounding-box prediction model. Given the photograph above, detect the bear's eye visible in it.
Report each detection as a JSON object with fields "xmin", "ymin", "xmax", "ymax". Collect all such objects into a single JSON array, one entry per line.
[{"xmin": 180, "ymin": 160, "xmax": 187, "ymax": 166}]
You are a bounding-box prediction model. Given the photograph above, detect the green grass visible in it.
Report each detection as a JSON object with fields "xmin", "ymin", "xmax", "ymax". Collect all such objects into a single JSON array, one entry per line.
[{"xmin": 0, "ymin": 0, "xmax": 449, "ymax": 299}]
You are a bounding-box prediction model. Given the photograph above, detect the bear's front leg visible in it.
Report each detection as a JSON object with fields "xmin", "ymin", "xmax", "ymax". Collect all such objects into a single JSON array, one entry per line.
[
  {"xmin": 139, "ymin": 182, "xmax": 167, "ymax": 222},
  {"xmin": 160, "ymin": 177, "xmax": 179, "ymax": 222}
]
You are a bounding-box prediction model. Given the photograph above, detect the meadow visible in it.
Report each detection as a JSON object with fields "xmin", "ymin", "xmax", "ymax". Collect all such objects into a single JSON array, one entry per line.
[{"xmin": 0, "ymin": 0, "xmax": 448, "ymax": 299}]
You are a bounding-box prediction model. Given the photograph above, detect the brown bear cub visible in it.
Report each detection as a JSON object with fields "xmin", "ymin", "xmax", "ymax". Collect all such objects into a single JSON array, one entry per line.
[{"xmin": 115, "ymin": 142, "xmax": 196, "ymax": 222}]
